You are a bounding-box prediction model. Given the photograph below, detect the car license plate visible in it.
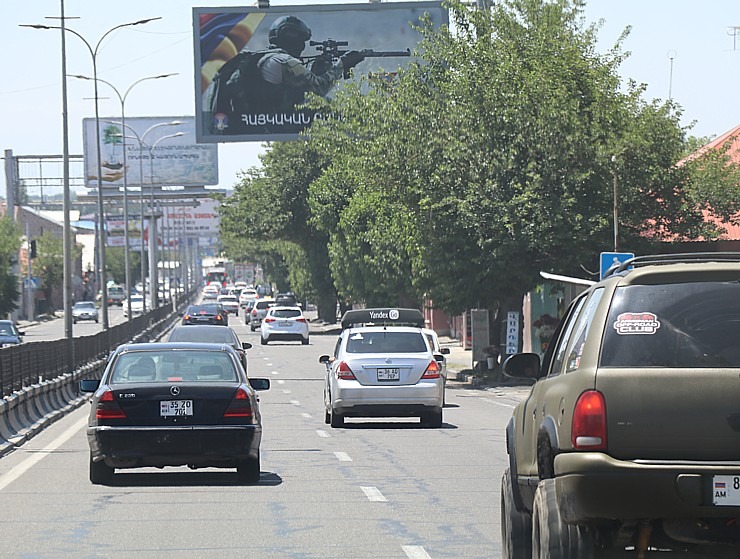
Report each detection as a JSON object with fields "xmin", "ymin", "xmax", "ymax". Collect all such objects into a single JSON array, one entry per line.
[
  {"xmin": 377, "ymin": 368, "xmax": 400, "ymax": 381},
  {"xmin": 279, "ymin": 321, "xmax": 292, "ymax": 327},
  {"xmin": 160, "ymin": 400, "xmax": 193, "ymax": 417},
  {"xmin": 713, "ymin": 476, "xmax": 740, "ymax": 505}
]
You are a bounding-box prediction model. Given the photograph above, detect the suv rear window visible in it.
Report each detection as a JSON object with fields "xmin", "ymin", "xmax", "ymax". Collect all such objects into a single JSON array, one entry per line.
[
  {"xmin": 600, "ymin": 281, "xmax": 740, "ymax": 368},
  {"xmin": 271, "ymin": 309, "xmax": 302, "ymax": 319},
  {"xmin": 346, "ymin": 331, "xmax": 428, "ymax": 353}
]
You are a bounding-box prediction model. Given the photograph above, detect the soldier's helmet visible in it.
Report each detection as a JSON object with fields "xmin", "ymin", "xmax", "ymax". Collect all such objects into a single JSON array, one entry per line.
[{"xmin": 268, "ymin": 16, "xmax": 312, "ymax": 47}]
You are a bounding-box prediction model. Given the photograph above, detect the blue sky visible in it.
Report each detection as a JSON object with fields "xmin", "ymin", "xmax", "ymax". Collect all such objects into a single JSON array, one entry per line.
[{"xmin": 2, "ymin": 0, "xmax": 739, "ymax": 198}]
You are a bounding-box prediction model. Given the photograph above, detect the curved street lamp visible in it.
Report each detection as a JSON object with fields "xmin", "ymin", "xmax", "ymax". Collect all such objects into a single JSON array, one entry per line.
[
  {"xmin": 107, "ymin": 121, "xmax": 184, "ymax": 312},
  {"xmin": 148, "ymin": 132, "xmax": 186, "ymax": 312},
  {"xmin": 71, "ymin": 73, "xmax": 177, "ymax": 320},
  {"xmin": 20, "ymin": 16, "xmax": 161, "ymax": 331}
]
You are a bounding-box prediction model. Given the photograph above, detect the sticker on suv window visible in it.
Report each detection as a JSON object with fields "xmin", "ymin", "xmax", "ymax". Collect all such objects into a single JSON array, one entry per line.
[{"xmin": 613, "ymin": 312, "xmax": 661, "ymax": 335}]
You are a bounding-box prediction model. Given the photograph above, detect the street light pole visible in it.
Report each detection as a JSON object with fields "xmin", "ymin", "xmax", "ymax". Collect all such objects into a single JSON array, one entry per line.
[
  {"xmin": 20, "ymin": 16, "xmax": 161, "ymax": 331},
  {"xmin": 72, "ymin": 73, "xmax": 176, "ymax": 320},
  {"xmin": 59, "ymin": 1, "xmax": 74, "ymax": 341},
  {"xmin": 148, "ymin": 132, "xmax": 185, "ymax": 312},
  {"xmin": 108, "ymin": 121, "xmax": 183, "ymax": 312}
]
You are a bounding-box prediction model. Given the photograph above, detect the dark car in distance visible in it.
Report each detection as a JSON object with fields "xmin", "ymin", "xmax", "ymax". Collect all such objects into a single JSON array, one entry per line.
[
  {"xmin": 79, "ymin": 342, "xmax": 270, "ymax": 485},
  {"xmin": 182, "ymin": 304, "xmax": 228, "ymax": 326},
  {"xmin": 167, "ymin": 325, "xmax": 251, "ymax": 373},
  {"xmin": 275, "ymin": 292, "xmax": 299, "ymax": 307},
  {"xmin": 0, "ymin": 320, "xmax": 24, "ymax": 347}
]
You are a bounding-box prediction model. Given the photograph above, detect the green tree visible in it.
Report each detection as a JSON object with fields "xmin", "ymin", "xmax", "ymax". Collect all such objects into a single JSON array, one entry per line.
[
  {"xmin": 219, "ymin": 143, "xmax": 340, "ymax": 322},
  {"xmin": 34, "ymin": 232, "xmax": 64, "ymax": 310},
  {"xmin": 308, "ymin": 0, "xmax": 717, "ymax": 323},
  {"xmin": 105, "ymin": 247, "xmax": 142, "ymax": 287},
  {"xmin": 0, "ymin": 217, "xmax": 22, "ymax": 317},
  {"xmin": 34, "ymin": 232, "xmax": 82, "ymax": 311}
]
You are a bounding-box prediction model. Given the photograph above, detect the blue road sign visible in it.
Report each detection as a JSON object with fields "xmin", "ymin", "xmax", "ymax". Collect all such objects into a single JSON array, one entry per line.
[{"xmin": 600, "ymin": 252, "xmax": 635, "ymax": 279}]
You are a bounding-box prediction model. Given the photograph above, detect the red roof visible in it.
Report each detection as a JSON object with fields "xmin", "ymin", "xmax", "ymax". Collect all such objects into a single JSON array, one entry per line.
[{"xmin": 680, "ymin": 124, "xmax": 740, "ymax": 241}]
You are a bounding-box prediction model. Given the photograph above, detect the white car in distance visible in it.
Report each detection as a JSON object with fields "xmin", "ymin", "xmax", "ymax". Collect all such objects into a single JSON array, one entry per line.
[
  {"xmin": 217, "ymin": 294, "xmax": 240, "ymax": 315},
  {"xmin": 260, "ymin": 306, "xmax": 309, "ymax": 345}
]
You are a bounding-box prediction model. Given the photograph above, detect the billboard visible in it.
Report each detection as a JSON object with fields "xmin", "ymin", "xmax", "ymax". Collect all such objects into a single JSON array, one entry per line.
[
  {"xmin": 193, "ymin": 2, "xmax": 448, "ymax": 143},
  {"xmin": 106, "ymin": 198, "xmax": 220, "ymax": 249},
  {"xmin": 82, "ymin": 116, "xmax": 218, "ymax": 188},
  {"xmin": 106, "ymin": 217, "xmax": 147, "ymax": 249}
]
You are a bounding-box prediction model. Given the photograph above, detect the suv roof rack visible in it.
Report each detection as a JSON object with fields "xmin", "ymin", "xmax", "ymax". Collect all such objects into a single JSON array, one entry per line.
[
  {"xmin": 604, "ymin": 252, "xmax": 740, "ymax": 278},
  {"xmin": 341, "ymin": 308, "xmax": 425, "ymax": 330}
]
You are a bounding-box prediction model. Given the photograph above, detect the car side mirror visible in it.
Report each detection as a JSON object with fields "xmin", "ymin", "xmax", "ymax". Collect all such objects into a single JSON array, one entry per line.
[
  {"xmin": 440, "ymin": 348, "xmax": 450, "ymax": 355},
  {"xmin": 79, "ymin": 379, "xmax": 100, "ymax": 393},
  {"xmin": 242, "ymin": 342, "xmax": 252, "ymax": 350},
  {"xmin": 249, "ymin": 377, "xmax": 270, "ymax": 391},
  {"xmin": 319, "ymin": 355, "xmax": 331, "ymax": 364},
  {"xmin": 503, "ymin": 353, "xmax": 542, "ymax": 380},
  {"xmin": 17, "ymin": 331, "xmax": 25, "ymax": 337}
]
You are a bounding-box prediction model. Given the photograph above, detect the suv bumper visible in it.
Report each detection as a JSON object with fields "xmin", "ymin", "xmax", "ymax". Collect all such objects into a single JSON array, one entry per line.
[{"xmin": 554, "ymin": 452, "xmax": 740, "ymax": 522}]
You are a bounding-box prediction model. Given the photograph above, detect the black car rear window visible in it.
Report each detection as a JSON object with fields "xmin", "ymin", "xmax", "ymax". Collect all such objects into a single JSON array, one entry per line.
[
  {"xmin": 346, "ymin": 331, "xmax": 428, "ymax": 354},
  {"xmin": 187, "ymin": 305, "xmax": 218, "ymax": 314},
  {"xmin": 110, "ymin": 350, "xmax": 238, "ymax": 383},
  {"xmin": 600, "ymin": 281, "xmax": 740, "ymax": 368},
  {"xmin": 168, "ymin": 328, "xmax": 236, "ymax": 345}
]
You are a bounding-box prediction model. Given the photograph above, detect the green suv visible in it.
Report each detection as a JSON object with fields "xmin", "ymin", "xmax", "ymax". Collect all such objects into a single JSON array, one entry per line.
[{"xmin": 501, "ymin": 253, "xmax": 740, "ymax": 558}]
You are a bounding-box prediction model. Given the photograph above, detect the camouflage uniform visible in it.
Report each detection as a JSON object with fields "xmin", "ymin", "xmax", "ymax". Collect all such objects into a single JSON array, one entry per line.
[{"xmin": 255, "ymin": 46, "xmax": 344, "ymax": 113}]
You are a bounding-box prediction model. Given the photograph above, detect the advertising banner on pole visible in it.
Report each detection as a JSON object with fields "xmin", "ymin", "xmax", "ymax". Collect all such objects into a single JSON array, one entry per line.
[
  {"xmin": 193, "ymin": 2, "xmax": 448, "ymax": 142},
  {"xmin": 82, "ymin": 116, "xmax": 218, "ymax": 188},
  {"xmin": 106, "ymin": 217, "xmax": 148, "ymax": 249}
]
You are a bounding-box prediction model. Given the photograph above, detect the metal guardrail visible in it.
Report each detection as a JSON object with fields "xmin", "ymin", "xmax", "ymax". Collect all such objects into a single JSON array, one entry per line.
[{"xmin": 0, "ymin": 289, "xmax": 197, "ymax": 398}]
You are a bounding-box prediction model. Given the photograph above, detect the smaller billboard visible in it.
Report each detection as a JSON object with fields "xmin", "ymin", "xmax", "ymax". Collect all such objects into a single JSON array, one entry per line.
[
  {"xmin": 106, "ymin": 217, "xmax": 147, "ymax": 249},
  {"xmin": 160, "ymin": 198, "xmax": 220, "ymax": 238},
  {"xmin": 82, "ymin": 116, "xmax": 218, "ymax": 188}
]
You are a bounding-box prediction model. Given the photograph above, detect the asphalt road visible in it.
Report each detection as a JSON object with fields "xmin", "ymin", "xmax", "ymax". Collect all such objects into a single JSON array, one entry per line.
[{"xmin": 0, "ymin": 313, "xmax": 528, "ymax": 558}]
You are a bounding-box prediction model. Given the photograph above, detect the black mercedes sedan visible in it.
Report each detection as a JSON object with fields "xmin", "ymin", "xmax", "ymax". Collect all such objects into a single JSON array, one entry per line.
[{"xmin": 80, "ymin": 342, "xmax": 270, "ymax": 485}]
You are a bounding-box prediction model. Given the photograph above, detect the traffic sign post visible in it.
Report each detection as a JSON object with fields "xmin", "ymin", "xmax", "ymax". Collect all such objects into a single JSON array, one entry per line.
[{"xmin": 600, "ymin": 252, "xmax": 635, "ymax": 279}]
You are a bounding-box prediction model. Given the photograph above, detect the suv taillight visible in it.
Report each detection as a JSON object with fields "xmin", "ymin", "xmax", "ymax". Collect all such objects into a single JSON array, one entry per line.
[
  {"xmin": 96, "ymin": 389, "xmax": 127, "ymax": 420},
  {"xmin": 252, "ymin": 309, "xmax": 257, "ymax": 316},
  {"xmin": 223, "ymin": 387, "xmax": 254, "ymax": 419},
  {"xmin": 337, "ymin": 362, "xmax": 356, "ymax": 380},
  {"xmin": 264, "ymin": 317, "xmax": 276, "ymax": 323},
  {"xmin": 421, "ymin": 360, "xmax": 441, "ymax": 379},
  {"xmin": 572, "ymin": 390, "xmax": 607, "ymax": 450}
]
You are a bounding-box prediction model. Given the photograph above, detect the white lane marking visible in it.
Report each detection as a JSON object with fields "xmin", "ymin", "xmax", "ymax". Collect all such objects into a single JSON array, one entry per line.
[
  {"xmin": 282, "ymin": 389, "xmax": 292, "ymax": 394},
  {"xmin": 277, "ymin": 379, "xmax": 285, "ymax": 385},
  {"xmin": 266, "ymin": 363, "xmax": 273, "ymax": 367},
  {"xmin": 0, "ymin": 416, "xmax": 88, "ymax": 492},
  {"xmin": 301, "ymin": 413, "xmax": 312, "ymax": 419},
  {"xmin": 271, "ymin": 371, "xmax": 279, "ymax": 375},
  {"xmin": 290, "ymin": 400, "xmax": 300, "ymax": 406},
  {"xmin": 262, "ymin": 358, "xmax": 269, "ymax": 360},
  {"xmin": 334, "ymin": 452, "xmax": 352, "ymax": 462},
  {"xmin": 316, "ymin": 430, "xmax": 330, "ymax": 438},
  {"xmin": 402, "ymin": 546, "xmax": 431, "ymax": 559},
  {"xmin": 361, "ymin": 486, "xmax": 387, "ymax": 502},
  {"xmin": 480, "ymin": 397, "xmax": 515, "ymax": 409}
]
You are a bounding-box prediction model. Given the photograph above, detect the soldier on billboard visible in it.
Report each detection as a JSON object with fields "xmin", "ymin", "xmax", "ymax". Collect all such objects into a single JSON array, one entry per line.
[{"xmin": 207, "ymin": 15, "xmax": 366, "ymax": 134}]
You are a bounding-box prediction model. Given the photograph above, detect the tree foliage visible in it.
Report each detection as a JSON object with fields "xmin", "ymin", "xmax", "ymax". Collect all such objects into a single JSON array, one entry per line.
[
  {"xmin": 219, "ymin": 144, "xmax": 339, "ymax": 321},
  {"xmin": 0, "ymin": 217, "xmax": 21, "ymax": 317},
  {"xmin": 34, "ymin": 232, "xmax": 82, "ymax": 310},
  {"xmin": 221, "ymin": 0, "xmax": 739, "ymax": 324}
]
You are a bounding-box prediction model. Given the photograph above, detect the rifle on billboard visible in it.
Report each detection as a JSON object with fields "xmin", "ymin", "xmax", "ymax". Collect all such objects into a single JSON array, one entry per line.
[{"xmin": 303, "ymin": 39, "xmax": 411, "ymax": 77}]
